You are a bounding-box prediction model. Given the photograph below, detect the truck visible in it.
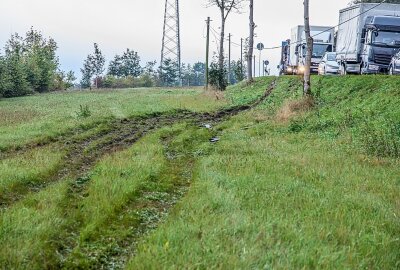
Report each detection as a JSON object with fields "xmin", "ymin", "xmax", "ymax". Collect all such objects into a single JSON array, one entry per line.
[
  {"xmin": 279, "ymin": 40, "xmax": 291, "ymax": 75},
  {"xmin": 287, "ymin": 25, "xmax": 335, "ymax": 75},
  {"xmin": 336, "ymin": 3, "xmax": 400, "ymax": 74}
]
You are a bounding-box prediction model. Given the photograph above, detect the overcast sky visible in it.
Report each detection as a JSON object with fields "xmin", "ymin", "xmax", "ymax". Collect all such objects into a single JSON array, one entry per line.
[{"xmin": 0, "ymin": 0, "xmax": 350, "ymax": 78}]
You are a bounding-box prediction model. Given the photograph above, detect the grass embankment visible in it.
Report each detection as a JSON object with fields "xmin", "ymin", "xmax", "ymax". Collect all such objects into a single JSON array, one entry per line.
[
  {"xmin": 0, "ymin": 87, "xmax": 227, "ymax": 151},
  {"xmin": 0, "ymin": 76, "xmax": 399, "ymax": 269},
  {"xmin": 128, "ymin": 76, "xmax": 400, "ymax": 269}
]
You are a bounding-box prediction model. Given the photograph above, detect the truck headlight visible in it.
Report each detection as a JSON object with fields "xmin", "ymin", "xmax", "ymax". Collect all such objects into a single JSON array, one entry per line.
[
  {"xmin": 287, "ymin": 67, "xmax": 293, "ymax": 72},
  {"xmin": 299, "ymin": 66, "xmax": 305, "ymax": 72}
]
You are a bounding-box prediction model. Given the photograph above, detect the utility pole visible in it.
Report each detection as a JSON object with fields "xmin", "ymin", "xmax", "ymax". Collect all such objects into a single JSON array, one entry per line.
[
  {"xmin": 205, "ymin": 17, "xmax": 211, "ymax": 90},
  {"xmin": 253, "ymin": 55, "xmax": 256, "ymax": 78},
  {"xmin": 247, "ymin": 0, "xmax": 255, "ymax": 82},
  {"xmin": 304, "ymin": 0, "xmax": 313, "ymax": 96},
  {"xmin": 259, "ymin": 50, "xmax": 261, "ymax": 77},
  {"xmin": 240, "ymin": 38, "xmax": 243, "ymax": 78},
  {"xmin": 228, "ymin": 33, "xmax": 232, "ymax": 85}
]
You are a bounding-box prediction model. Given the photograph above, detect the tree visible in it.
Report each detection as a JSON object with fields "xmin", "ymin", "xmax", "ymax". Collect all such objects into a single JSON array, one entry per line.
[
  {"xmin": 232, "ymin": 59, "xmax": 246, "ymax": 83},
  {"xmin": 121, "ymin": 49, "xmax": 141, "ymax": 77},
  {"xmin": 92, "ymin": 43, "xmax": 105, "ymax": 88},
  {"xmin": 247, "ymin": 0, "xmax": 255, "ymax": 82},
  {"xmin": 80, "ymin": 54, "xmax": 95, "ymax": 89},
  {"xmin": 80, "ymin": 43, "xmax": 105, "ymax": 89},
  {"xmin": 303, "ymin": 0, "xmax": 313, "ymax": 96},
  {"xmin": 159, "ymin": 58, "xmax": 179, "ymax": 87},
  {"xmin": 207, "ymin": 0, "xmax": 244, "ymax": 90},
  {"xmin": 108, "ymin": 55, "xmax": 123, "ymax": 77},
  {"xmin": 0, "ymin": 28, "xmax": 70, "ymax": 98},
  {"xmin": 192, "ymin": 62, "xmax": 206, "ymax": 86},
  {"xmin": 209, "ymin": 61, "xmax": 227, "ymax": 90},
  {"xmin": 108, "ymin": 49, "xmax": 141, "ymax": 78},
  {"xmin": 24, "ymin": 28, "xmax": 59, "ymax": 92},
  {"xmin": 143, "ymin": 61, "xmax": 157, "ymax": 77}
]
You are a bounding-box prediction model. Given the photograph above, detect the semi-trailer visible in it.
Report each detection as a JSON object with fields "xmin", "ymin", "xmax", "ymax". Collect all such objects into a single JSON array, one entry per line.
[{"xmin": 336, "ymin": 3, "xmax": 400, "ymax": 74}]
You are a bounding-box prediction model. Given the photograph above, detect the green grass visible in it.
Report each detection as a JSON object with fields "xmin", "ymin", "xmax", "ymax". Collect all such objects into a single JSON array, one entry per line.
[
  {"xmin": 1, "ymin": 76, "xmax": 399, "ymax": 269},
  {"xmin": 0, "ymin": 87, "xmax": 227, "ymax": 151},
  {"xmin": 0, "ymin": 146, "xmax": 64, "ymax": 199},
  {"xmin": 0, "ymin": 122, "xmax": 213, "ymax": 268},
  {"xmin": 126, "ymin": 76, "xmax": 400, "ymax": 269}
]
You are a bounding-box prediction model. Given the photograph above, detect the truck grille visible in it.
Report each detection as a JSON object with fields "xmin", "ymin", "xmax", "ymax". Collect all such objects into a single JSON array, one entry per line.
[{"xmin": 374, "ymin": 54, "xmax": 392, "ymax": 65}]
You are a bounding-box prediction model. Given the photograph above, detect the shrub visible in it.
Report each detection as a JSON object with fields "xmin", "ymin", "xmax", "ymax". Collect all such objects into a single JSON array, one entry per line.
[{"xmin": 209, "ymin": 62, "xmax": 227, "ymax": 91}]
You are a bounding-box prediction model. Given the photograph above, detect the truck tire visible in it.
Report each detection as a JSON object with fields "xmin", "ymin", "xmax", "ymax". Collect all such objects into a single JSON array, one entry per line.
[
  {"xmin": 389, "ymin": 65, "xmax": 394, "ymax": 75},
  {"xmin": 339, "ymin": 64, "xmax": 347, "ymax": 75}
]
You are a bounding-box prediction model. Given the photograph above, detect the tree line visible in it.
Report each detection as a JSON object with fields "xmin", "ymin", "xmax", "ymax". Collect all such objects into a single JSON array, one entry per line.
[
  {"xmin": 0, "ymin": 28, "xmax": 75, "ymax": 98},
  {"xmin": 79, "ymin": 43, "xmax": 246, "ymax": 89}
]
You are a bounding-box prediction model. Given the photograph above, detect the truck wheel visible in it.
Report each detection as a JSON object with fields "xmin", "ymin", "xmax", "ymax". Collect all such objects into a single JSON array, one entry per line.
[
  {"xmin": 389, "ymin": 65, "xmax": 394, "ymax": 75},
  {"xmin": 340, "ymin": 64, "xmax": 347, "ymax": 75}
]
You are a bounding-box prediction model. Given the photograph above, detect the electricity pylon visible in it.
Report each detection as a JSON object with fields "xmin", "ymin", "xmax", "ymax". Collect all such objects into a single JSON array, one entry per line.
[{"xmin": 161, "ymin": 0, "xmax": 181, "ymax": 85}]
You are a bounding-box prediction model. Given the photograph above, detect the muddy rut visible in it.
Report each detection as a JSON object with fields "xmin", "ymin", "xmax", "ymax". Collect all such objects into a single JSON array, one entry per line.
[
  {"xmin": 0, "ymin": 80, "xmax": 276, "ymax": 209},
  {"xmin": 0, "ymin": 80, "xmax": 276, "ymax": 268}
]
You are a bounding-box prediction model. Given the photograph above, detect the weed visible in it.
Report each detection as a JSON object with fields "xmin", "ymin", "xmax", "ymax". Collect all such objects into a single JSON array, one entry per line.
[{"xmin": 76, "ymin": 105, "xmax": 92, "ymax": 118}]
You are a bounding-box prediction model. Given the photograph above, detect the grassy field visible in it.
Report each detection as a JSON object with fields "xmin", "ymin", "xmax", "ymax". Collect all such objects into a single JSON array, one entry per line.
[
  {"xmin": 0, "ymin": 87, "xmax": 227, "ymax": 151},
  {"xmin": 0, "ymin": 77, "xmax": 399, "ymax": 269}
]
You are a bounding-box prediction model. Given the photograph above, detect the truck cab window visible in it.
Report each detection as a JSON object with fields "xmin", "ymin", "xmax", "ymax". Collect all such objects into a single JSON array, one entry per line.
[{"xmin": 372, "ymin": 31, "xmax": 400, "ymax": 46}]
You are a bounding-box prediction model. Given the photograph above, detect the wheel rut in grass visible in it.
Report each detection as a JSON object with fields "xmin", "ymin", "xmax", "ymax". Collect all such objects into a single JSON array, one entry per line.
[
  {"xmin": 0, "ymin": 80, "xmax": 277, "ymax": 268},
  {"xmin": 0, "ymin": 80, "xmax": 276, "ymax": 210}
]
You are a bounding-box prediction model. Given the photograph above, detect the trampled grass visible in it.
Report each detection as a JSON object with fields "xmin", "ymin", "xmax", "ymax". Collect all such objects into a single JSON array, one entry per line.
[{"xmin": 1, "ymin": 76, "xmax": 399, "ymax": 269}]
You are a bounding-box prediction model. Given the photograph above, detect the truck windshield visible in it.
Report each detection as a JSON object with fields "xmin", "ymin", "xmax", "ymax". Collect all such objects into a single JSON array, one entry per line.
[
  {"xmin": 372, "ymin": 31, "xmax": 400, "ymax": 47},
  {"xmin": 312, "ymin": 44, "xmax": 332, "ymax": 58}
]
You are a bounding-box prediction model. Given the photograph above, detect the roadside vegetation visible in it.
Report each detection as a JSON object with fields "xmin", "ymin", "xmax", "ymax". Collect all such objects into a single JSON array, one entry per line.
[{"xmin": 0, "ymin": 76, "xmax": 399, "ymax": 269}]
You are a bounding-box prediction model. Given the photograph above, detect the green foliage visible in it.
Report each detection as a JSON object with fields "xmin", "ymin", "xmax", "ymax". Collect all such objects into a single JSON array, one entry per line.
[
  {"xmin": 107, "ymin": 49, "xmax": 142, "ymax": 78},
  {"xmin": 80, "ymin": 43, "xmax": 105, "ymax": 89},
  {"xmin": 100, "ymin": 74, "xmax": 155, "ymax": 89},
  {"xmin": 231, "ymin": 59, "xmax": 246, "ymax": 83},
  {"xmin": 181, "ymin": 62, "xmax": 205, "ymax": 86},
  {"xmin": 159, "ymin": 58, "xmax": 179, "ymax": 87},
  {"xmin": 0, "ymin": 28, "xmax": 67, "ymax": 98},
  {"xmin": 209, "ymin": 61, "xmax": 227, "ymax": 90},
  {"xmin": 76, "ymin": 104, "xmax": 92, "ymax": 118},
  {"xmin": 359, "ymin": 118, "xmax": 400, "ymax": 158}
]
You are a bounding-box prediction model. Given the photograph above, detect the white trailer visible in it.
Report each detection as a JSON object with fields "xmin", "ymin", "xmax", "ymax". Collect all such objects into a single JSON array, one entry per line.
[
  {"xmin": 336, "ymin": 3, "xmax": 400, "ymax": 74},
  {"xmin": 288, "ymin": 25, "xmax": 335, "ymax": 74}
]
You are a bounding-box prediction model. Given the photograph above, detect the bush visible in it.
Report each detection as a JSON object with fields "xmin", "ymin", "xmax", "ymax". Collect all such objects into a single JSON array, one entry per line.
[
  {"xmin": 209, "ymin": 62, "xmax": 227, "ymax": 91},
  {"xmin": 98, "ymin": 75, "xmax": 155, "ymax": 89}
]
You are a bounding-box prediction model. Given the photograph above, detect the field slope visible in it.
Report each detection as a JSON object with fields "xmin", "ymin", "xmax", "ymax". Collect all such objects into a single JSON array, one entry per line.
[{"xmin": 0, "ymin": 77, "xmax": 399, "ymax": 269}]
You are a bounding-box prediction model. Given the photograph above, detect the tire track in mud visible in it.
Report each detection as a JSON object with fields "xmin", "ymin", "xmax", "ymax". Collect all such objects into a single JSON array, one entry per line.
[{"xmin": 0, "ymin": 80, "xmax": 276, "ymax": 210}]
